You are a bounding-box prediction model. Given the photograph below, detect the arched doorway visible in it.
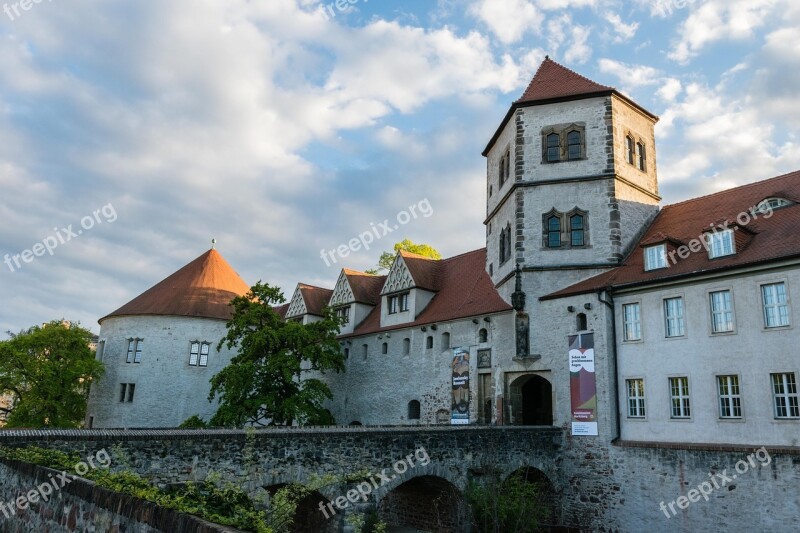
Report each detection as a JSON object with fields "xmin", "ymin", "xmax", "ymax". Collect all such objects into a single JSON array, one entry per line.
[
  {"xmin": 378, "ymin": 476, "xmax": 468, "ymax": 532},
  {"xmin": 509, "ymin": 374, "xmax": 553, "ymax": 426}
]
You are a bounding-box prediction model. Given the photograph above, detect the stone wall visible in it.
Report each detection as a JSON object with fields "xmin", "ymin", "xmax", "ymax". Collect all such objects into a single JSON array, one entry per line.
[{"xmin": 0, "ymin": 458, "xmax": 239, "ymax": 533}]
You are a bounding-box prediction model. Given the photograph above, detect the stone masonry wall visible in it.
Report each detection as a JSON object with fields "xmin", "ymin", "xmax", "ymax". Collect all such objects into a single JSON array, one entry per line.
[{"xmin": 0, "ymin": 459, "xmax": 239, "ymax": 533}]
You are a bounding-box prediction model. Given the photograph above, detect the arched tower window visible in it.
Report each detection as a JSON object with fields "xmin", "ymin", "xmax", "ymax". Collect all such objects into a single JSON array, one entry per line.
[
  {"xmin": 442, "ymin": 332, "xmax": 450, "ymax": 350},
  {"xmin": 408, "ymin": 400, "xmax": 421, "ymax": 420},
  {"xmin": 636, "ymin": 142, "xmax": 646, "ymax": 171},
  {"xmin": 547, "ymin": 215, "xmax": 561, "ymax": 248},
  {"xmin": 577, "ymin": 313, "xmax": 588, "ymax": 331},
  {"xmin": 403, "ymin": 338, "xmax": 410, "ymax": 355},
  {"xmin": 426, "ymin": 336, "xmax": 433, "ymax": 349},
  {"xmin": 625, "ymin": 135, "xmax": 635, "ymax": 165},
  {"xmin": 567, "ymin": 130, "xmax": 582, "ymax": 160},
  {"xmin": 570, "ymin": 214, "xmax": 585, "ymax": 247},
  {"xmin": 382, "ymin": 342, "xmax": 388, "ymax": 354},
  {"xmin": 478, "ymin": 328, "xmax": 488, "ymax": 343},
  {"xmin": 546, "ymin": 133, "xmax": 560, "ymax": 162}
]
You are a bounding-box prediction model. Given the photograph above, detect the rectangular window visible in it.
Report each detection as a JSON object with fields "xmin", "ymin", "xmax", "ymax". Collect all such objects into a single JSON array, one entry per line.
[
  {"xmin": 126, "ymin": 340, "xmax": 134, "ymax": 363},
  {"xmin": 336, "ymin": 306, "xmax": 351, "ymax": 325},
  {"xmin": 772, "ymin": 373, "xmax": 799, "ymax": 419},
  {"xmin": 189, "ymin": 342, "xmax": 200, "ymax": 366},
  {"xmin": 706, "ymin": 230, "xmax": 735, "ymax": 259},
  {"xmin": 644, "ymin": 244, "xmax": 667, "ymax": 271},
  {"xmin": 663, "ymin": 297, "xmax": 685, "ymax": 338},
  {"xmin": 636, "ymin": 142, "xmax": 646, "ymax": 171},
  {"xmin": 622, "ymin": 303, "xmax": 642, "ymax": 341},
  {"xmin": 626, "ymin": 379, "xmax": 646, "ymax": 418},
  {"xmin": 388, "ymin": 295, "xmax": 398, "ymax": 314},
  {"xmin": 709, "ymin": 290, "xmax": 734, "ymax": 333},
  {"xmin": 762, "ymin": 283, "xmax": 790, "ymax": 328},
  {"xmin": 127, "ymin": 383, "xmax": 136, "ymax": 403},
  {"xmin": 546, "ymin": 133, "xmax": 560, "ymax": 162},
  {"xmin": 399, "ymin": 293, "xmax": 409, "ymax": 311},
  {"xmin": 119, "ymin": 383, "xmax": 127, "ymax": 403},
  {"xmin": 669, "ymin": 377, "xmax": 691, "ymax": 418},
  {"xmin": 717, "ymin": 375, "xmax": 742, "ymax": 418},
  {"xmin": 199, "ymin": 343, "xmax": 209, "ymax": 367}
]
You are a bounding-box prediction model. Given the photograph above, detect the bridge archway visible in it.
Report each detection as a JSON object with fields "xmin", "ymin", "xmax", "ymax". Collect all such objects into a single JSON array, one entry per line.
[
  {"xmin": 509, "ymin": 374, "xmax": 553, "ymax": 425},
  {"xmin": 264, "ymin": 483, "xmax": 338, "ymax": 533},
  {"xmin": 377, "ymin": 475, "xmax": 468, "ymax": 533}
]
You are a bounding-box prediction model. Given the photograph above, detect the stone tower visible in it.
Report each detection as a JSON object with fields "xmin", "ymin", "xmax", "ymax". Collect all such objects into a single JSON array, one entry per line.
[{"xmin": 483, "ymin": 57, "xmax": 660, "ymax": 353}]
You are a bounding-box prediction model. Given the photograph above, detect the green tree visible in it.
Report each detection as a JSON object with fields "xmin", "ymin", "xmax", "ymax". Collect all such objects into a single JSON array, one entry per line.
[
  {"xmin": 466, "ymin": 470, "xmax": 551, "ymax": 533},
  {"xmin": 365, "ymin": 238, "xmax": 441, "ymax": 274},
  {"xmin": 208, "ymin": 282, "xmax": 346, "ymax": 427},
  {"xmin": 0, "ymin": 320, "xmax": 104, "ymax": 428}
]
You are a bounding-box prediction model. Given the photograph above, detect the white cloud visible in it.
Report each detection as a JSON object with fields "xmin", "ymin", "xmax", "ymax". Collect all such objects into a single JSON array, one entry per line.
[
  {"xmin": 564, "ymin": 25, "xmax": 592, "ymax": 64},
  {"xmin": 604, "ymin": 12, "xmax": 639, "ymax": 42},
  {"xmin": 598, "ymin": 59, "xmax": 661, "ymax": 92},
  {"xmin": 468, "ymin": 0, "xmax": 543, "ymax": 45},
  {"xmin": 656, "ymin": 78, "xmax": 683, "ymax": 103}
]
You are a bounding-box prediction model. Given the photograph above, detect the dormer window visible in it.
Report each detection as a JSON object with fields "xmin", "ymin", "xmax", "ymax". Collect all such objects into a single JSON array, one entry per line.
[
  {"xmin": 388, "ymin": 292, "xmax": 409, "ymax": 314},
  {"xmin": 706, "ymin": 229, "xmax": 735, "ymax": 259},
  {"xmin": 335, "ymin": 306, "xmax": 351, "ymax": 325},
  {"xmin": 758, "ymin": 197, "xmax": 793, "ymax": 213},
  {"xmin": 644, "ymin": 244, "xmax": 667, "ymax": 271}
]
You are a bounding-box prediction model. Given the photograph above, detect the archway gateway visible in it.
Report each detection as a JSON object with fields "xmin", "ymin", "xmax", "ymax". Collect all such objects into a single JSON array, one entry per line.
[
  {"xmin": 508, "ymin": 374, "xmax": 554, "ymax": 426},
  {"xmin": 378, "ymin": 476, "xmax": 468, "ymax": 533}
]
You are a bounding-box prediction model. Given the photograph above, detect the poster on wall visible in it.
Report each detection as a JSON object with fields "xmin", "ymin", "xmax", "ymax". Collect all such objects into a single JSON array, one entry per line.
[
  {"xmin": 569, "ymin": 333, "xmax": 598, "ymax": 436},
  {"xmin": 451, "ymin": 347, "xmax": 470, "ymax": 425}
]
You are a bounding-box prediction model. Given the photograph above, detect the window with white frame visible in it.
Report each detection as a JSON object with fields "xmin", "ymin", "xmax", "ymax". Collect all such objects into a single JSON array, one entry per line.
[
  {"xmin": 388, "ymin": 293, "xmax": 409, "ymax": 314},
  {"xmin": 762, "ymin": 283, "xmax": 790, "ymax": 328},
  {"xmin": 663, "ymin": 297, "xmax": 685, "ymax": 337},
  {"xmin": 189, "ymin": 342, "xmax": 211, "ymax": 367},
  {"xmin": 126, "ymin": 338, "xmax": 143, "ymax": 363},
  {"xmin": 626, "ymin": 379, "xmax": 646, "ymax": 418},
  {"xmin": 706, "ymin": 230, "xmax": 735, "ymax": 259},
  {"xmin": 757, "ymin": 197, "xmax": 793, "ymax": 213},
  {"xmin": 622, "ymin": 303, "xmax": 642, "ymax": 341},
  {"xmin": 669, "ymin": 377, "xmax": 691, "ymax": 418},
  {"xmin": 709, "ymin": 290, "xmax": 734, "ymax": 333},
  {"xmin": 717, "ymin": 375, "xmax": 742, "ymax": 418},
  {"xmin": 644, "ymin": 244, "xmax": 667, "ymax": 271},
  {"xmin": 772, "ymin": 373, "xmax": 799, "ymax": 419}
]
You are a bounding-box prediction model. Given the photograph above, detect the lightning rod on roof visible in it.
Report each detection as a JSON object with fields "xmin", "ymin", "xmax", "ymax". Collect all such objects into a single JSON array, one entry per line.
[{"xmin": 211, "ymin": 238, "xmax": 216, "ymax": 250}]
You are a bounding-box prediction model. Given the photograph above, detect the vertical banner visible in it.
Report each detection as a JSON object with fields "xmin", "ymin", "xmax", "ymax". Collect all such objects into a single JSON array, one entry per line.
[
  {"xmin": 569, "ymin": 333, "xmax": 598, "ymax": 436},
  {"xmin": 451, "ymin": 347, "xmax": 470, "ymax": 425}
]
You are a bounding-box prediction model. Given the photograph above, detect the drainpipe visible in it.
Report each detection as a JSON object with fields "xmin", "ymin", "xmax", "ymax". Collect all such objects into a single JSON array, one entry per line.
[{"xmin": 597, "ymin": 289, "xmax": 621, "ymax": 441}]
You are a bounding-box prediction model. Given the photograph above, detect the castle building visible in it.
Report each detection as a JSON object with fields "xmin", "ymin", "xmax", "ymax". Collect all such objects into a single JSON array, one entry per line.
[{"xmin": 86, "ymin": 59, "xmax": 800, "ymax": 449}]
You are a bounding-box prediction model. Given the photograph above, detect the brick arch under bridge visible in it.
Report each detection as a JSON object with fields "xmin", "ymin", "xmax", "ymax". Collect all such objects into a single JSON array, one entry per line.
[{"xmin": 0, "ymin": 426, "xmax": 567, "ymax": 529}]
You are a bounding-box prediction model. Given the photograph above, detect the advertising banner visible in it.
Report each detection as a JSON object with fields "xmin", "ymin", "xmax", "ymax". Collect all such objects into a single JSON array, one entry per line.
[
  {"xmin": 451, "ymin": 347, "xmax": 470, "ymax": 425},
  {"xmin": 569, "ymin": 333, "xmax": 598, "ymax": 436}
]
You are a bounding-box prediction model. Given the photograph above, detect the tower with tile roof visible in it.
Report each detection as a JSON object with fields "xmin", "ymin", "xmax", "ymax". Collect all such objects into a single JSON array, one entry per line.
[
  {"xmin": 85, "ymin": 248, "xmax": 250, "ymax": 428},
  {"xmin": 484, "ymin": 57, "xmax": 661, "ymax": 345}
]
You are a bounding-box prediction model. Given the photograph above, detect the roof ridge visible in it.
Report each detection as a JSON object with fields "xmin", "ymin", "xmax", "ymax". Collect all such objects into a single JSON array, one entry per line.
[
  {"xmin": 343, "ymin": 268, "xmax": 381, "ymax": 277},
  {"xmin": 663, "ymin": 170, "xmax": 800, "ymax": 211},
  {"xmin": 516, "ymin": 56, "xmax": 613, "ymax": 104}
]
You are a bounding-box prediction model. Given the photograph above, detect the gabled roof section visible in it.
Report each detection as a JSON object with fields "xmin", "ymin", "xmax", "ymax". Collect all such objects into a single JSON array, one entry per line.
[
  {"xmin": 516, "ymin": 57, "xmax": 613, "ymax": 104},
  {"xmin": 543, "ymin": 170, "xmax": 800, "ymax": 300},
  {"xmin": 398, "ymin": 250, "xmax": 438, "ymax": 291},
  {"xmin": 101, "ymin": 249, "xmax": 250, "ymax": 323},
  {"xmin": 286, "ymin": 283, "xmax": 334, "ymax": 318},
  {"xmin": 381, "ymin": 255, "xmax": 417, "ymax": 295},
  {"xmin": 346, "ymin": 249, "xmax": 512, "ymax": 336},
  {"xmin": 330, "ymin": 269, "xmax": 386, "ymax": 307}
]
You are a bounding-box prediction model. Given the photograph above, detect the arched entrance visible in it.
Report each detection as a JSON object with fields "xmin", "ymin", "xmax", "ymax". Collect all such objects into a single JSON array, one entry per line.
[
  {"xmin": 509, "ymin": 374, "xmax": 553, "ymax": 426},
  {"xmin": 378, "ymin": 476, "xmax": 468, "ymax": 532}
]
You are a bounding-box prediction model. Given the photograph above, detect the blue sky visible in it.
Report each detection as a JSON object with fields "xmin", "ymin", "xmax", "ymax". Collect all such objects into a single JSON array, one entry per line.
[{"xmin": 1, "ymin": 0, "xmax": 797, "ymax": 335}]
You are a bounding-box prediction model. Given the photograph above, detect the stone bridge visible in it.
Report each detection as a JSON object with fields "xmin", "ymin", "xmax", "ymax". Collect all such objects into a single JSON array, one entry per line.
[{"xmin": 0, "ymin": 426, "xmax": 572, "ymax": 532}]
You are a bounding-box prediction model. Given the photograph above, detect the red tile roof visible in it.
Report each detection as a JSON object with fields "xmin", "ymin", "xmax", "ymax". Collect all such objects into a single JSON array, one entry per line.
[
  {"xmin": 299, "ymin": 284, "xmax": 334, "ymax": 316},
  {"xmin": 543, "ymin": 171, "xmax": 800, "ymax": 300},
  {"xmin": 343, "ymin": 269, "xmax": 386, "ymax": 305},
  {"xmin": 273, "ymin": 303, "xmax": 290, "ymax": 319},
  {"xmin": 101, "ymin": 249, "xmax": 250, "ymax": 323},
  {"xmin": 342, "ymin": 248, "xmax": 512, "ymax": 337},
  {"xmin": 516, "ymin": 57, "xmax": 613, "ymax": 104}
]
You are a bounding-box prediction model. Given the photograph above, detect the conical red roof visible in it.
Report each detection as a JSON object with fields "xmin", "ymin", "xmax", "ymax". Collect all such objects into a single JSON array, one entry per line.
[
  {"xmin": 516, "ymin": 57, "xmax": 613, "ymax": 104},
  {"xmin": 100, "ymin": 249, "xmax": 250, "ymax": 323}
]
